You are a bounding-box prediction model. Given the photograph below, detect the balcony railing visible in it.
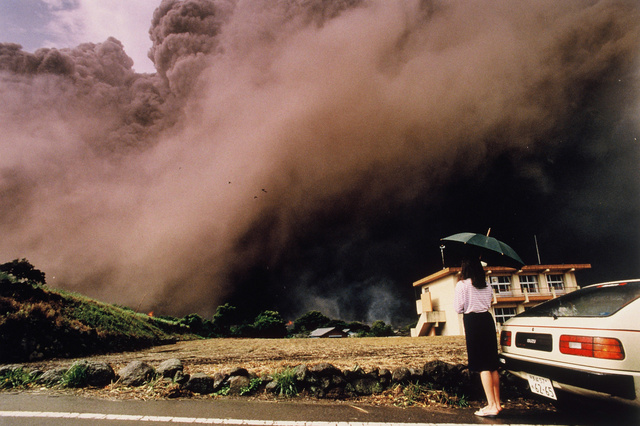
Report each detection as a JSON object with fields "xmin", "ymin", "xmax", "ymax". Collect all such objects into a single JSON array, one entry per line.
[{"xmin": 492, "ymin": 283, "xmax": 578, "ymax": 300}]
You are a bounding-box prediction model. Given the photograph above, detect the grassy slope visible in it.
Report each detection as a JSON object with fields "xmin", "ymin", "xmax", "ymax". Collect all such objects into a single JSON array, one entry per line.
[{"xmin": 0, "ymin": 272, "xmax": 186, "ymax": 363}]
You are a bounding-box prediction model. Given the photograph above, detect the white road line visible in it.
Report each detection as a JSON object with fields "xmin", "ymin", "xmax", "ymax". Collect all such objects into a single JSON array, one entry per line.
[
  {"xmin": 0, "ymin": 411, "xmax": 431, "ymax": 425},
  {"xmin": 0, "ymin": 411, "xmax": 548, "ymax": 426}
]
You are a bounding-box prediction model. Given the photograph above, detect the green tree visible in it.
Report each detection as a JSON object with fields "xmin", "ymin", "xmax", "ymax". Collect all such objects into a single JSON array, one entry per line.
[
  {"xmin": 231, "ymin": 323, "xmax": 255, "ymax": 338},
  {"xmin": 252, "ymin": 310, "xmax": 287, "ymax": 338},
  {"xmin": 211, "ymin": 303, "xmax": 238, "ymax": 337},
  {"xmin": 180, "ymin": 313, "xmax": 213, "ymax": 336},
  {"xmin": 292, "ymin": 310, "xmax": 331, "ymax": 334},
  {"xmin": 0, "ymin": 259, "xmax": 46, "ymax": 285},
  {"xmin": 347, "ymin": 321, "xmax": 370, "ymax": 335},
  {"xmin": 327, "ymin": 319, "xmax": 348, "ymax": 329},
  {"xmin": 369, "ymin": 320, "xmax": 394, "ymax": 337}
]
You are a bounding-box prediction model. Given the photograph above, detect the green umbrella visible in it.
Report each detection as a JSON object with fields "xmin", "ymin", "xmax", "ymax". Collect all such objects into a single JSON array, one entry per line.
[{"xmin": 441, "ymin": 232, "xmax": 525, "ymax": 267}]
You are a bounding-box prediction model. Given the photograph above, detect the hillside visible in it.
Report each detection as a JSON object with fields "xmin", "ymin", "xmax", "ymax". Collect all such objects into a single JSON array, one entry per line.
[{"xmin": 0, "ymin": 271, "xmax": 186, "ymax": 363}]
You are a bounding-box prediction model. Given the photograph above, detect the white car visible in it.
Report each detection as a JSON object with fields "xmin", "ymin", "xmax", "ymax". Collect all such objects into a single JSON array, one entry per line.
[{"xmin": 499, "ymin": 279, "xmax": 640, "ymax": 408}]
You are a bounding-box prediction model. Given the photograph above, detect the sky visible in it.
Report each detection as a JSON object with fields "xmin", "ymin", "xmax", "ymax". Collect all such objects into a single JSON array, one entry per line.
[
  {"xmin": 0, "ymin": 0, "xmax": 158, "ymax": 73},
  {"xmin": 0, "ymin": 0, "xmax": 639, "ymax": 325}
]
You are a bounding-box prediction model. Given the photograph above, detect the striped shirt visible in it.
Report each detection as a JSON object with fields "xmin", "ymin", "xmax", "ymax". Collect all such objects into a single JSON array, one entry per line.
[{"xmin": 454, "ymin": 278, "xmax": 493, "ymax": 314}]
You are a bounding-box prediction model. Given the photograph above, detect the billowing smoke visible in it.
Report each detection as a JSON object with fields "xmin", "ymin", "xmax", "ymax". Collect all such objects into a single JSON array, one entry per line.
[{"xmin": 1, "ymin": 0, "xmax": 639, "ymax": 323}]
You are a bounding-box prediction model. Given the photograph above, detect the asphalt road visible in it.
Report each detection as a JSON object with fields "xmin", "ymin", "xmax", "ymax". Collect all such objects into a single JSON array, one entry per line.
[{"xmin": 0, "ymin": 392, "xmax": 638, "ymax": 425}]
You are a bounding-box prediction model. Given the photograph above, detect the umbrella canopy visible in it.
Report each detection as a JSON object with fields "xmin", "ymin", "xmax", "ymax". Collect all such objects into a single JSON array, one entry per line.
[{"xmin": 441, "ymin": 232, "xmax": 525, "ymax": 268}]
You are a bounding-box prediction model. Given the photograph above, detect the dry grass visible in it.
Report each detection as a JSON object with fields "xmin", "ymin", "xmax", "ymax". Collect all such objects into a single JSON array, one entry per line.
[{"xmin": 28, "ymin": 336, "xmax": 468, "ymax": 377}]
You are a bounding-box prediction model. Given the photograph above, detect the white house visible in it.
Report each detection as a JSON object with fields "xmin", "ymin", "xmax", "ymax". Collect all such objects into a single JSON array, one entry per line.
[{"xmin": 411, "ymin": 264, "xmax": 591, "ymax": 337}]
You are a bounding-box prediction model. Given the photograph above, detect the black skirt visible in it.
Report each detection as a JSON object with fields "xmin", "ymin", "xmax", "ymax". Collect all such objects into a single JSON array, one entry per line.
[{"xmin": 463, "ymin": 311, "xmax": 499, "ymax": 372}]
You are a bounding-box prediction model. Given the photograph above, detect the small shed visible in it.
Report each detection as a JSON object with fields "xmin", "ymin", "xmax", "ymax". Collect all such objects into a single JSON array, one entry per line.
[{"xmin": 309, "ymin": 327, "xmax": 349, "ymax": 338}]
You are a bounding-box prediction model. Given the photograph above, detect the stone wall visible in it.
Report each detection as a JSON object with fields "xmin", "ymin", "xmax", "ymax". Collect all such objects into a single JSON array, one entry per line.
[{"xmin": 0, "ymin": 358, "xmax": 528, "ymax": 403}]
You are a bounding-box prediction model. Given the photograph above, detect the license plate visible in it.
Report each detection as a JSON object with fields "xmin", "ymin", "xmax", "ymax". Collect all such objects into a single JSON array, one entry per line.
[{"xmin": 526, "ymin": 373, "xmax": 557, "ymax": 400}]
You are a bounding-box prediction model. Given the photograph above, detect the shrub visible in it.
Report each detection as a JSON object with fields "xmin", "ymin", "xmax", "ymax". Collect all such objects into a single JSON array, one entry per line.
[
  {"xmin": 60, "ymin": 363, "xmax": 89, "ymax": 388},
  {"xmin": 403, "ymin": 382, "xmax": 429, "ymax": 406},
  {"xmin": 240, "ymin": 377, "xmax": 263, "ymax": 395},
  {"xmin": 214, "ymin": 383, "xmax": 230, "ymax": 396},
  {"xmin": 272, "ymin": 368, "xmax": 298, "ymax": 397},
  {"xmin": 0, "ymin": 367, "xmax": 35, "ymax": 389}
]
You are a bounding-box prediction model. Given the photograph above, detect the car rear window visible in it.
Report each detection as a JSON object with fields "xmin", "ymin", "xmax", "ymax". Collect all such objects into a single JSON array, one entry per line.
[{"xmin": 518, "ymin": 281, "xmax": 640, "ymax": 318}]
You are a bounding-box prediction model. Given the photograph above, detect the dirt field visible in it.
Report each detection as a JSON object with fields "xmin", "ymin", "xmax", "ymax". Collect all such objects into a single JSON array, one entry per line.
[{"xmin": 28, "ymin": 336, "xmax": 469, "ymax": 377}]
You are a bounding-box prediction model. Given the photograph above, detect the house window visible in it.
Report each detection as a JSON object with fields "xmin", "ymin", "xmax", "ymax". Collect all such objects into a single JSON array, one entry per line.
[
  {"xmin": 488, "ymin": 276, "xmax": 512, "ymax": 295},
  {"xmin": 519, "ymin": 275, "xmax": 539, "ymax": 293},
  {"xmin": 494, "ymin": 307, "xmax": 517, "ymax": 324},
  {"xmin": 547, "ymin": 274, "xmax": 565, "ymax": 293}
]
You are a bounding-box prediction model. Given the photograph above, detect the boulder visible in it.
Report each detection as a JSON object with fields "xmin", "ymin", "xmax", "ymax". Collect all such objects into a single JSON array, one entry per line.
[
  {"xmin": 228, "ymin": 375, "xmax": 251, "ymax": 395},
  {"xmin": 70, "ymin": 360, "xmax": 115, "ymax": 387},
  {"xmin": 330, "ymin": 373, "xmax": 346, "ymax": 387},
  {"xmin": 228, "ymin": 367, "xmax": 249, "ymax": 377},
  {"xmin": 409, "ymin": 367, "xmax": 424, "ymax": 381},
  {"xmin": 391, "ymin": 366, "xmax": 411, "ymax": 383},
  {"xmin": 264, "ymin": 379, "xmax": 279, "ymax": 393},
  {"xmin": 183, "ymin": 373, "xmax": 214, "ymax": 394},
  {"xmin": 157, "ymin": 358, "xmax": 183, "ymax": 379},
  {"xmin": 308, "ymin": 375, "xmax": 332, "ymax": 393},
  {"xmin": 445, "ymin": 364, "xmax": 473, "ymax": 396},
  {"xmin": 173, "ymin": 370, "xmax": 189, "ymax": 385},
  {"xmin": 306, "ymin": 363, "xmax": 342, "ymax": 387},
  {"xmin": 213, "ymin": 371, "xmax": 228, "ymax": 390},
  {"xmin": 37, "ymin": 367, "xmax": 68, "ymax": 386},
  {"xmin": 423, "ymin": 360, "xmax": 454, "ymax": 386},
  {"xmin": 0, "ymin": 364, "xmax": 23, "ymax": 376},
  {"xmin": 377, "ymin": 368, "xmax": 392, "ymax": 386},
  {"xmin": 350, "ymin": 377, "xmax": 381, "ymax": 395},
  {"xmin": 343, "ymin": 366, "xmax": 366, "ymax": 381},
  {"xmin": 308, "ymin": 363, "xmax": 341, "ymax": 377},
  {"xmin": 118, "ymin": 361, "xmax": 155, "ymax": 386},
  {"xmin": 304, "ymin": 363, "xmax": 345, "ymax": 397},
  {"xmin": 293, "ymin": 364, "xmax": 308, "ymax": 382}
]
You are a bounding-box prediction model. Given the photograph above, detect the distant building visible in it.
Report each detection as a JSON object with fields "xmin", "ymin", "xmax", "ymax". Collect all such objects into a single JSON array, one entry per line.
[
  {"xmin": 411, "ymin": 264, "xmax": 591, "ymax": 337},
  {"xmin": 309, "ymin": 327, "xmax": 350, "ymax": 338}
]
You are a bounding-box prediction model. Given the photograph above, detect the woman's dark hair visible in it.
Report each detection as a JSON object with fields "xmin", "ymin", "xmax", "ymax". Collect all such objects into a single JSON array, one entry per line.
[{"xmin": 460, "ymin": 258, "xmax": 486, "ymax": 289}]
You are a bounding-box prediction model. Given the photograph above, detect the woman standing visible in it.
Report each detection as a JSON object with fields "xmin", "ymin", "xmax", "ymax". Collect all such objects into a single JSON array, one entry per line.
[{"xmin": 454, "ymin": 257, "xmax": 501, "ymax": 417}]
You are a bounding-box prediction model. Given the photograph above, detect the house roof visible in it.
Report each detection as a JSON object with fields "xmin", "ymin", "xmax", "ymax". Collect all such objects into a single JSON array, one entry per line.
[
  {"xmin": 413, "ymin": 264, "xmax": 591, "ymax": 287},
  {"xmin": 309, "ymin": 327, "xmax": 347, "ymax": 337}
]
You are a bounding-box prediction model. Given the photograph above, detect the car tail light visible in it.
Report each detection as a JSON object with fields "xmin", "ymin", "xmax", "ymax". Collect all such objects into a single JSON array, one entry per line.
[
  {"xmin": 559, "ymin": 335, "xmax": 625, "ymax": 360},
  {"xmin": 500, "ymin": 330, "xmax": 512, "ymax": 347}
]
